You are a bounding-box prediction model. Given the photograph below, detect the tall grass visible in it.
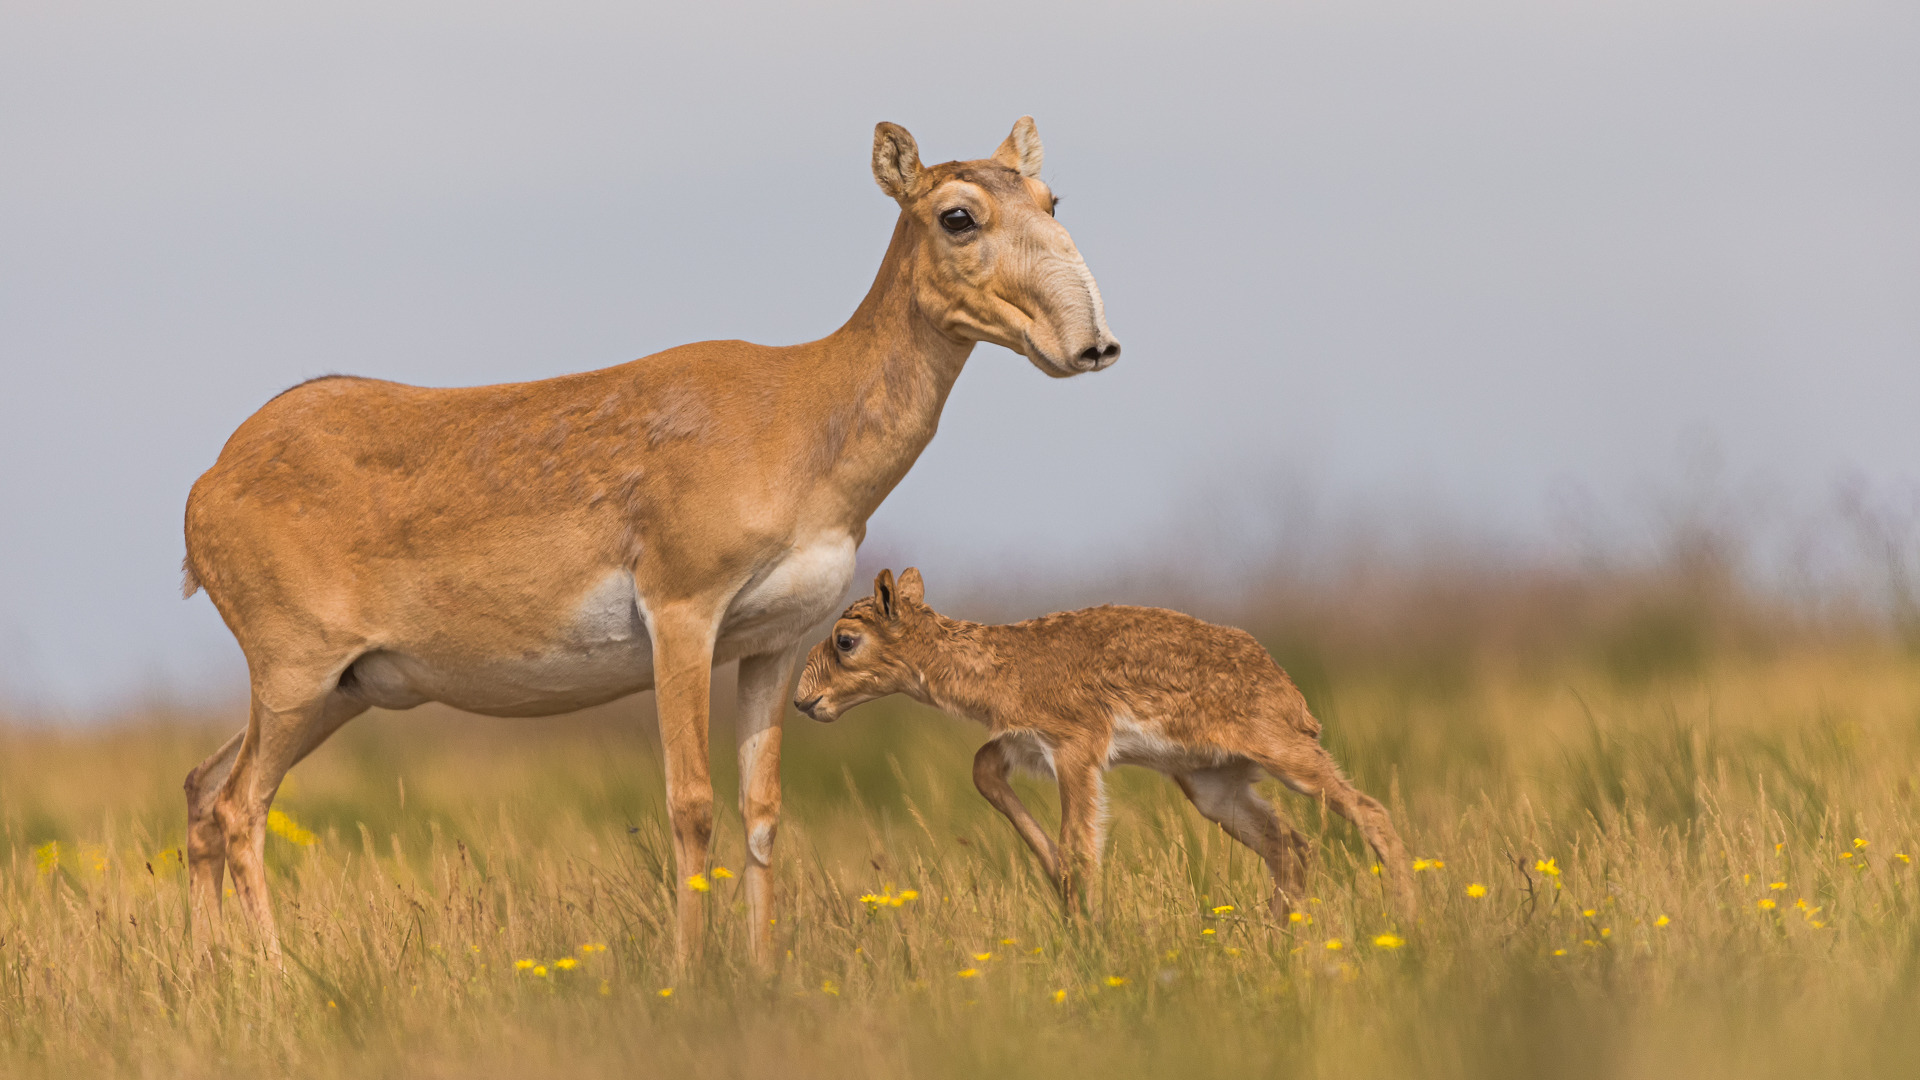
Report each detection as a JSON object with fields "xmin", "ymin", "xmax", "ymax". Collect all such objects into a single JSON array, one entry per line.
[{"xmin": 3, "ymin": 554, "xmax": 1918, "ymax": 1078}]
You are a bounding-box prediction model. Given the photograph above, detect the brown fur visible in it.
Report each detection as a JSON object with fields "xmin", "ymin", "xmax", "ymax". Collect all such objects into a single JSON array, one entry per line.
[
  {"xmin": 795, "ymin": 569, "xmax": 1415, "ymax": 923},
  {"xmin": 177, "ymin": 119, "xmax": 1119, "ymax": 968}
]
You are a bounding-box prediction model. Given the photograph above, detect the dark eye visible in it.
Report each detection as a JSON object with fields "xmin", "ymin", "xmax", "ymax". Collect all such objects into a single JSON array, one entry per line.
[
  {"xmin": 836, "ymin": 634, "xmax": 856, "ymax": 652},
  {"xmin": 939, "ymin": 208, "xmax": 975, "ymax": 233}
]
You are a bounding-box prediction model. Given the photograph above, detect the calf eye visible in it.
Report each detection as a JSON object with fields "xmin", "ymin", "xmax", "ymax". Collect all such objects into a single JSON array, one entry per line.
[
  {"xmin": 940, "ymin": 208, "xmax": 975, "ymax": 232},
  {"xmin": 836, "ymin": 634, "xmax": 856, "ymax": 652}
]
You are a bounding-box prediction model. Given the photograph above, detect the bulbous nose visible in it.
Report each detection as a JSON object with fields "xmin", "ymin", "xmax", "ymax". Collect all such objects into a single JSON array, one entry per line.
[{"xmin": 1077, "ymin": 341, "xmax": 1121, "ymax": 371}]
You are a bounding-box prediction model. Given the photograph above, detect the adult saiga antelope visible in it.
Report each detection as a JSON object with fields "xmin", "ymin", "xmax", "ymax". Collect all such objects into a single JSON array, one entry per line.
[
  {"xmin": 180, "ymin": 117, "xmax": 1119, "ymax": 965},
  {"xmin": 794, "ymin": 569, "xmax": 1416, "ymax": 922}
]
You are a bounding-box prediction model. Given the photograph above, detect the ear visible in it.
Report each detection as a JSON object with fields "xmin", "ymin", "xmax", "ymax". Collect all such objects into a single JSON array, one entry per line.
[
  {"xmin": 991, "ymin": 116, "xmax": 1043, "ymax": 178},
  {"xmin": 897, "ymin": 567, "xmax": 925, "ymax": 606},
  {"xmin": 873, "ymin": 569, "xmax": 898, "ymax": 620},
  {"xmin": 872, "ymin": 122, "xmax": 924, "ymax": 203}
]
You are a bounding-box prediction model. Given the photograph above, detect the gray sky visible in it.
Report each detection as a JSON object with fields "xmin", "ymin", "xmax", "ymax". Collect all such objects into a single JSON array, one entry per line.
[{"xmin": 3, "ymin": 0, "xmax": 1916, "ymax": 713}]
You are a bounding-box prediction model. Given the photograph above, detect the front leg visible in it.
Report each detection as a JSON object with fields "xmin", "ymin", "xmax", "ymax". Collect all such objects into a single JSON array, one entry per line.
[
  {"xmin": 1053, "ymin": 747, "xmax": 1107, "ymax": 918},
  {"xmin": 647, "ymin": 602, "xmax": 722, "ymax": 968},
  {"xmin": 973, "ymin": 739, "xmax": 1062, "ymax": 886},
  {"xmin": 736, "ymin": 647, "xmax": 799, "ymax": 970}
]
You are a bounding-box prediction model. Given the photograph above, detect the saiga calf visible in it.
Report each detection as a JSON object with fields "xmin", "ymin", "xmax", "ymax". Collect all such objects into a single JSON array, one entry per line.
[{"xmin": 794, "ymin": 569, "xmax": 1415, "ymax": 922}]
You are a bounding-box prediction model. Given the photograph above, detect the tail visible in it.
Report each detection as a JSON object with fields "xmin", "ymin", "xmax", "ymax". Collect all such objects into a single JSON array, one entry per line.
[{"xmin": 181, "ymin": 555, "xmax": 202, "ymax": 599}]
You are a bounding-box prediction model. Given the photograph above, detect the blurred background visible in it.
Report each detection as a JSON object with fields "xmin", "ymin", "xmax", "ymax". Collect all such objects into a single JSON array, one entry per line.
[{"xmin": 3, "ymin": 0, "xmax": 1917, "ymax": 718}]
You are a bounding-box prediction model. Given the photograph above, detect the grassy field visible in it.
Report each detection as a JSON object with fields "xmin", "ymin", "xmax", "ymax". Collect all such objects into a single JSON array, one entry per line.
[{"xmin": 4, "ymin": 610, "xmax": 1919, "ymax": 1078}]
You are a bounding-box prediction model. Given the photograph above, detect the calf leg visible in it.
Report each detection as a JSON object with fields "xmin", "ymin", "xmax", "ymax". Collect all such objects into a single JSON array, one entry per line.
[
  {"xmin": 973, "ymin": 739, "xmax": 1062, "ymax": 887},
  {"xmin": 1053, "ymin": 749, "xmax": 1107, "ymax": 917},
  {"xmin": 1175, "ymin": 762, "xmax": 1313, "ymax": 921},
  {"xmin": 1255, "ymin": 738, "xmax": 1415, "ymax": 920}
]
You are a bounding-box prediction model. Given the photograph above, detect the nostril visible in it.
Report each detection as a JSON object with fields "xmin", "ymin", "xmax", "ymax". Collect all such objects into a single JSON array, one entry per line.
[
  {"xmin": 1101, "ymin": 343, "xmax": 1120, "ymax": 359},
  {"xmin": 1079, "ymin": 346, "xmax": 1104, "ymax": 366}
]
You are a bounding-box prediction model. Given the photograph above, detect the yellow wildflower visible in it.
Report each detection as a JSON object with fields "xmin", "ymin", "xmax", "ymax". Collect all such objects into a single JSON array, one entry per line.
[
  {"xmin": 686, "ymin": 873, "xmax": 710, "ymax": 892},
  {"xmin": 898, "ymin": 889, "xmax": 919, "ymax": 901},
  {"xmin": 532, "ymin": 966, "xmax": 549, "ymax": 977},
  {"xmin": 821, "ymin": 980, "xmax": 838, "ymax": 996},
  {"xmin": 957, "ymin": 968, "xmax": 979, "ymax": 979},
  {"xmin": 1052, "ymin": 989, "xmax": 1067, "ymax": 1004},
  {"xmin": 1854, "ymin": 838, "xmax": 1868, "ymax": 849},
  {"xmin": 1757, "ymin": 899, "xmax": 1776, "ymax": 911},
  {"xmin": 1371, "ymin": 865, "xmax": 1382, "ymax": 875},
  {"xmin": 327, "ymin": 1000, "xmax": 338, "ymax": 1009},
  {"xmin": 1896, "ymin": 854, "xmax": 1911, "ymax": 864},
  {"xmin": 1535, "ymin": 858, "xmax": 1559, "ymax": 877},
  {"xmin": 1582, "ymin": 909, "xmax": 1597, "ymax": 918},
  {"xmin": 1201, "ymin": 928, "xmax": 1216, "ymax": 936},
  {"xmin": 1552, "ymin": 948, "xmax": 1567, "ymax": 956},
  {"xmin": 1225, "ymin": 948, "xmax": 1242, "ymax": 957},
  {"xmin": 972, "ymin": 952, "xmax": 992, "ymax": 962},
  {"xmin": 1373, "ymin": 934, "xmax": 1405, "ymax": 949},
  {"xmin": 1466, "ymin": 883, "xmax": 1488, "ymax": 898},
  {"xmin": 1106, "ymin": 976, "xmax": 1128, "ymax": 987},
  {"xmin": 1840, "ymin": 852, "xmax": 1853, "ymax": 860},
  {"xmin": 266, "ymin": 809, "xmax": 317, "ymax": 847},
  {"xmin": 1412, "ymin": 859, "xmax": 1434, "ymax": 871},
  {"xmin": 657, "ymin": 988, "xmax": 673, "ymax": 998},
  {"xmin": 1769, "ymin": 882, "xmax": 1787, "ymax": 890},
  {"xmin": 1774, "ymin": 842, "xmax": 1785, "ymax": 853},
  {"xmin": 1029, "ymin": 946, "xmax": 1044, "ymax": 955},
  {"xmin": 1325, "ymin": 939, "xmax": 1343, "ymax": 951},
  {"xmin": 1600, "ymin": 928, "xmax": 1611, "ymax": 938},
  {"xmin": 1654, "ymin": 915, "xmax": 1670, "ymax": 927},
  {"xmin": 514, "ymin": 959, "xmax": 536, "ymax": 971},
  {"xmin": 999, "ymin": 938, "xmax": 1016, "ymax": 946},
  {"xmin": 711, "ymin": 866, "xmax": 734, "ymax": 879},
  {"xmin": 1211, "ymin": 904, "xmax": 1234, "ymax": 915},
  {"xmin": 580, "ymin": 943, "xmax": 607, "ymax": 954},
  {"xmin": 554, "ymin": 958, "xmax": 578, "ymax": 970},
  {"xmin": 32, "ymin": 842, "xmax": 59, "ymax": 875}
]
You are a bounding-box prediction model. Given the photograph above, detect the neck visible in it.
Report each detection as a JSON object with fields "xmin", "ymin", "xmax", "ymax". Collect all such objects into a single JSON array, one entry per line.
[
  {"xmin": 804, "ymin": 214, "xmax": 976, "ymax": 522},
  {"xmin": 911, "ymin": 614, "xmax": 1006, "ymax": 727}
]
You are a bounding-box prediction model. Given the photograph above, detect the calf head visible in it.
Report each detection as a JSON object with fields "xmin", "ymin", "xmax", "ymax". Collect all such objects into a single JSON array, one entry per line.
[{"xmin": 794, "ymin": 568, "xmax": 932, "ymax": 722}]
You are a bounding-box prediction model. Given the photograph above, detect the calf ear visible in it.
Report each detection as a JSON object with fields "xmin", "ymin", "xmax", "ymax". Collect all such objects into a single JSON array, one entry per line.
[
  {"xmin": 897, "ymin": 567, "xmax": 925, "ymax": 605},
  {"xmin": 991, "ymin": 116, "xmax": 1043, "ymax": 178},
  {"xmin": 874, "ymin": 569, "xmax": 898, "ymax": 620},
  {"xmin": 872, "ymin": 122, "xmax": 925, "ymax": 203}
]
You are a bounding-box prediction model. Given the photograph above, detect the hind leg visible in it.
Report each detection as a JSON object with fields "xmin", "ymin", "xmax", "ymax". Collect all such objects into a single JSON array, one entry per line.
[
  {"xmin": 1176, "ymin": 762, "xmax": 1313, "ymax": 921},
  {"xmin": 208, "ymin": 678, "xmax": 366, "ymax": 952},
  {"xmin": 1256, "ymin": 738, "xmax": 1414, "ymax": 920},
  {"xmin": 185, "ymin": 730, "xmax": 245, "ymax": 939}
]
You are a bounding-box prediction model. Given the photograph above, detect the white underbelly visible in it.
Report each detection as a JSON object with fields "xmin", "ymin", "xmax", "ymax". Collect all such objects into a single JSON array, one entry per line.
[
  {"xmin": 1105, "ymin": 714, "xmax": 1233, "ymax": 773},
  {"xmin": 346, "ymin": 569, "xmax": 654, "ymax": 716},
  {"xmin": 342, "ymin": 536, "xmax": 857, "ymax": 717}
]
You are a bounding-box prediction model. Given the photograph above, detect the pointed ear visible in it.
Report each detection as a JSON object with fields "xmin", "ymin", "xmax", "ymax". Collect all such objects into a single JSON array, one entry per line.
[
  {"xmin": 991, "ymin": 116, "xmax": 1043, "ymax": 178},
  {"xmin": 897, "ymin": 567, "xmax": 925, "ymax": 606},
  {"xmin": 873, "ymin": 569, "xmax": 898, "ymax": 620},
  {"xmin": 872, "ymin": 122, "xmax": 924, "ymax": 203}
]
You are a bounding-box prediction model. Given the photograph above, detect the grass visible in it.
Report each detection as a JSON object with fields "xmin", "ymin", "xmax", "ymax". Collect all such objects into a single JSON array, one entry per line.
[{"xmin": 2, "ymin": 638, "xmax": 1918, "ymax": 1078}]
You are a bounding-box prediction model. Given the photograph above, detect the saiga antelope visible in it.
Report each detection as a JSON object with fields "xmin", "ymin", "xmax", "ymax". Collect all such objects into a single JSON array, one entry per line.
[
  {"xmin": 794, "ymin": 570, "xmax": 1416, "ymax": 922},
  {"xmin": 180, "ymin": 118, "xmax": 1120, "ymax": 966}
]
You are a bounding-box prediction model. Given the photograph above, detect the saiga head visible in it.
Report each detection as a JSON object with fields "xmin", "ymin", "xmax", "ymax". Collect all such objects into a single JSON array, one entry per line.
[
  {"xmin": 873, "ymin": 118, "xmax": 1121, "ymax": 377},
  {"xmin": 794, "ymin": 568, "xmax": 934, "ymax": 723}
]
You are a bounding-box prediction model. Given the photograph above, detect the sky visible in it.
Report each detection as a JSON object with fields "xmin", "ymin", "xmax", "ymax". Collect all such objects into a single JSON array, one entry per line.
[{"xmin": 2, "ymin": 0, "xmax": 1916, "ymax": 714}]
